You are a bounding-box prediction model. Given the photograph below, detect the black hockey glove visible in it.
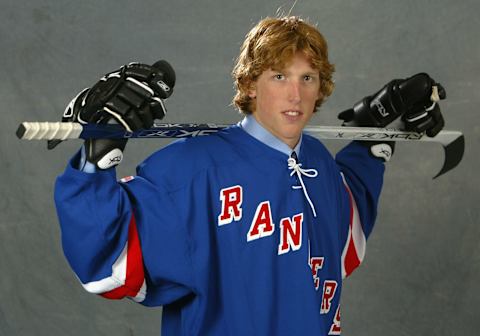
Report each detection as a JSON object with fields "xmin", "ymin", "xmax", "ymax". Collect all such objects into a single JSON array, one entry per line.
[
  {"xmin": 338, "ymin": 73, "xmax": 446, "ymax": 134},
  {"xmin": 49, "ymin": 60, "xmax": 176, "ymax": 169},
  {"xmin": 399, "ymin": 73, "xmax": 445, "ymax": 137},
  {"xmin": 338, "ymin": 73, "xmax": 446, "ymax": 161}
]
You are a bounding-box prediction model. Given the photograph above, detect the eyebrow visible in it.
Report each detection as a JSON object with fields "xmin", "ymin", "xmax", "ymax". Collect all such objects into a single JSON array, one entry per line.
[
  {"xmin": 270, "ymin": 70, "xmax": 319, "ymax": 78},
  {"xmin": 269, "ymin": 67, "xmax": 318, "ymax": 75}
]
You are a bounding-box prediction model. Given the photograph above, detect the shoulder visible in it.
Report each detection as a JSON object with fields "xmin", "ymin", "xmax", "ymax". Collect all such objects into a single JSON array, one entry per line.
[
  {"xmin": 137, "ymin": 125, "xmax": 244, "ymax": 186},
  {"xmin": 302, "ymin": 133, "xmax": 334, "ymax": 159},
  {"xmin": 145, "ymin": 125, "xmax": 243, "ymax": 164},
  {"xmin": 301, "ymin": 133, "xmax": 345, "ymax": 182}
]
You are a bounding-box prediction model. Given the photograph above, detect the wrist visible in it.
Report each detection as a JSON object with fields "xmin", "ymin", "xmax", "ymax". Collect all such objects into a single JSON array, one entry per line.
[
  {"xmin": 85, "ymin": 138, "xmax": 127, "ymax": 170},
  {"xmin": 355, "ymin": 141, "xmax": 395, "ymax": 162}
]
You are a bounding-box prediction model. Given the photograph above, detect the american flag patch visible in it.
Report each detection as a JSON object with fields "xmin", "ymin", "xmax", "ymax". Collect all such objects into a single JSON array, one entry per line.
[{"xmin": 120, "ymin": 175, "xmax": 135, "ymax": 183}]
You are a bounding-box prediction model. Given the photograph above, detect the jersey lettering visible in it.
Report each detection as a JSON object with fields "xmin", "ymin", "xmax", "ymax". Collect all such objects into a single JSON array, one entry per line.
[
  {"xmin": 278, "ymin": 213, "xmax": 303, "ymax": 255},
  {"xmin": 309, "ymin": 257, "xmax": 324, "ymax": 290},
  {"xmin": 321, "ymin": 280, "xmax": 338, "ymax": 314},
  {"xmin": 218, "ymin": 185, "xmax": 243, "ymax": 226},
  {"xmin": 308, "ymin": 256, "xmax": 341, "ymax": 325},
  {"xmin": 247, "ymin": 201, "xmax": 274, "ymax": 241},
  {"xmin": 329, "ymin": 306, "xmax": 341, "ymax": 335}
]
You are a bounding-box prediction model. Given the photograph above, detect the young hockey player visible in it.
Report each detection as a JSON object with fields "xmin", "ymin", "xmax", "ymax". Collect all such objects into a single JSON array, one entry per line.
[{"xmin": 54, "ymin": 16, "xmax": 445, "ymax": 335}]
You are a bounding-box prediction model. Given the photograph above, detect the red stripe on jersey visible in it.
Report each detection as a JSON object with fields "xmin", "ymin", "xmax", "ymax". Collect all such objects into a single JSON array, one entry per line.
[
  {"xmin": 343, "ymin": 189, "xmax": 360, "ymax": 277},
  {"xmin": 343, "ymin": 235, "xmax": 361, "ymax": 277},
  {"xmin": 101, "ymin": 215, "xmax": 145, "ymax": 299},
  {"xmin": 341, "ymin": 174, "xmax": 366, "ymax": 278}
]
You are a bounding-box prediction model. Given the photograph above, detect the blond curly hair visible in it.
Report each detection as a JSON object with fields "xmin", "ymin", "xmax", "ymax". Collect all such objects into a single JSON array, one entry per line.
[{"xmin": 232, "ymin": 16, "xmax": 335, "ymax": 114}]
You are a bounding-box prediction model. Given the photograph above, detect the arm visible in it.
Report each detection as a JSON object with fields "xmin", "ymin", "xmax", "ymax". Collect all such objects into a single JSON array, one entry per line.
[
  {"xmin": 335, "ymin": 73, "xmax": 446, "ymax": 277},
  {"xmin": 54, "ymin": 155, "xmax": 193, "ymax": 305},
  {"xmin": 335, "ymin": 142, "xmax": 385, "ymax": 278},
  {"xmin": 55, "ymin": 155, "xmax": 146, "ymax": 300},
  {"xmin": 53, "ymin": 61, "xmax": 193, "ymax": 306}
]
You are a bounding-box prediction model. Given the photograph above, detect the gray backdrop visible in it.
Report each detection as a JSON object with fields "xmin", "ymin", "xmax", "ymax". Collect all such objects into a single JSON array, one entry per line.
[{"xmin": 2, "ymin": 0, "xmax": 479, "ymax": 335}]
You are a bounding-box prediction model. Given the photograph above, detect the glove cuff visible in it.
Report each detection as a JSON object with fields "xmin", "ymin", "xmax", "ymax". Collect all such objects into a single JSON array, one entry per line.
[
  {"xmin": 96, "ymin": 148, "xmax": 124, "ymax": 169},
  {"xmin": 356, "ymin": 141, "xmax": 395, "ymax": 162},
  {"xmin": 85, "ymin": 138, "xmax": 127, "ymax": 170},
  {"xmin": 369, "ymin": 142, "xmax": 394, "ymax": 162}
]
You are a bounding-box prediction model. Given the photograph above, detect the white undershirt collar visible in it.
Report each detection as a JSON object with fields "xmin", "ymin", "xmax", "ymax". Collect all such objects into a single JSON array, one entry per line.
[
  {"xmin": 240, "ymin": 114, "xmax": 317, "ymax": 217},
  {"xmin": 239, "ymin": 114, "xmax": 302, "ymax": 157}
]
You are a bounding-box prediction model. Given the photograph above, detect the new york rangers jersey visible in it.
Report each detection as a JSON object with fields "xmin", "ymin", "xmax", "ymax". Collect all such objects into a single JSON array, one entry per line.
[{"xmin": 55, "ymin": 119, "xmax": 384, "ymax": 335}]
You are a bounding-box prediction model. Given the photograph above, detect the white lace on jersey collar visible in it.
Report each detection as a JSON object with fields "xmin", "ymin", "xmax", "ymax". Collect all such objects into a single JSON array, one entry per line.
[{"xmin": 240, "ymin": 115, "xmax": 318, "ymax": 217}]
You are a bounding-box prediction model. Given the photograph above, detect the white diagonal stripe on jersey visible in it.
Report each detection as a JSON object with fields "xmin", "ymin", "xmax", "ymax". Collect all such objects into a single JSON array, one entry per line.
[
  {"xmin": 130, "ymin": 280, "xmax": 147, "ymax": 302},
  {"xmin": 80, "ymin": 214, "xmax": 146, "ymax": 302},
  {"xmin": 81, "ymin": 243, "xmax": 128, "ymax": 294}
]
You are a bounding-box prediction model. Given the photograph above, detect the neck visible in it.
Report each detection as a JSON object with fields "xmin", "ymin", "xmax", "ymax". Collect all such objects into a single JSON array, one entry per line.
[{"xmin": 240, "ymin": 114, "xmax": 302, "ymax": 156}]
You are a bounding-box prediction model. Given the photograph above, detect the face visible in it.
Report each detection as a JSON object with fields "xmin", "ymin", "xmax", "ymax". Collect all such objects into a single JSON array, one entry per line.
[{"xmin": 249, "ymin": 53, "xmax": 321, "ymax": 149}]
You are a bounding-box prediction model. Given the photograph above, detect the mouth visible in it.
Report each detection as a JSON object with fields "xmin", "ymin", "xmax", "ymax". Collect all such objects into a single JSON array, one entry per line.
[{"xmin": 283, "ymin": 110, "xmax": 302, "ymax": 116}]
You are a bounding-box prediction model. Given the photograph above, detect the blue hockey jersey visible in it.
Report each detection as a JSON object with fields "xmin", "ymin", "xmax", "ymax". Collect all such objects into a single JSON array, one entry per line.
[{"xmin": 55, "ymin": 123, "xmax": 384, "ymax": 335}]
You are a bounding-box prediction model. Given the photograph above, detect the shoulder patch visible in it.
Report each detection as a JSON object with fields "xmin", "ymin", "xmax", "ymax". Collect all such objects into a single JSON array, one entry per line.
[{"xmin": 120, "ymin": 175, "xmax": 135, "ymax": 183}]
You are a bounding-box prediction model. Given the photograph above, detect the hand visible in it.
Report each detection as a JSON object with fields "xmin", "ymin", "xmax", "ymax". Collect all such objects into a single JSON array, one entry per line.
[
  {"xmin": 337, "ymin": 78, "xmax": 407, "ymax": 128},
  {"xmin": 399, "ymin": 73, "xmax": 445, "ymax": 137},
  {"xmin": 337, "ymin": 73, "xmax": 446, "ymax": 162},
  {"xmin": 73, "ymin": 60, "xmax": 175, "ymax": 131},
  {"xmin": 50, "ymin": 60, "xmax": 176, "ymax": 169},
  {"xmin": 338, "ymin": 73, "xmax": 446, "ymax": 137}
]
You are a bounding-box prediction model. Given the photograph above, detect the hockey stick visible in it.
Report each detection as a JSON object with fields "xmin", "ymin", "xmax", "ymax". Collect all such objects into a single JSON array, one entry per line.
[{"xmin": 16, "ymin": 121, "xmax": 464, "ymax": 178}]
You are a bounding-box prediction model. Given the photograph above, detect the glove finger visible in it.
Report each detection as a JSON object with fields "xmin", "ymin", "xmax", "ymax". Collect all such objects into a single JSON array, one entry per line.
[
  {"xmin": 337, "ymin": 109, "xmax": 353, "ymax": 122},
  {"xmin": 126, "ymin": 61, "xmax": 175, "ymax": 99},
  {"xmin": 425, "ymin": 105, "xmax": 445, "ymax": 137},
  {"xmin": 87, "ymin": 109, "xmax": 110, "ymax": 124},
  {"xmin": 426, "ymin": 120, "xmax": 444, "ymax": 137},
  {"xmin": 123, "ymin": 110, "xmax": 145, "ymax": 131},
  {"xmin": 125, "ymin": 63, "xmax": 154, "ymax": 82},
  {"xmin": 150, "ymin": 60, "xmax": 176, "ymax": 98},
  {"xmin": 122, "ymin": 79, "xmax": 154, "ymax": 105},
  {"xmin": 152, "ymin": 81, "xmax": 173, "ymax": 99},
  {"xmin": 103, "ymin": 80, "xmax": 153, "ymax": 127},
  {"xmin": 399, "ymin": 73, "xmax": 434, "ymax": 107},
  {"xmin": 98, "ymin": 107, "xmax": 141, "ymax": 132},
  {"xmin": 404, "ymin": 108, "xmax": 429, "ymax": 123},
  {"xmin": 436, "ymin": 83, "xmax": 447, "ymax": 100},
  {"xmin": 86, "ymin": 77, "xmax": 123, "ymax": 113},
  {"xmin": 136, "ymin": 106, "xmax": 154, "ymax": 129},
  {"xmin": 147, "ymin": 73, "xmax": 173, "ymax": 99},
  {"xmin": 105, "ymin": 95, "xmax": 132, "ymax": 117},
  {"xmin": 410, "ymin": 116, "xmax": 436, "ymax": 133},
  {"xmin": 150, "ymin": 98, "xmax": 167, "ymax": 120},
  {"xmin": 62, "ymin": 88, "xmax": 89, "ymax": 122},
  {"xmin": 152, "ymin": 60, "xmax": 176, "ymax": 86}
]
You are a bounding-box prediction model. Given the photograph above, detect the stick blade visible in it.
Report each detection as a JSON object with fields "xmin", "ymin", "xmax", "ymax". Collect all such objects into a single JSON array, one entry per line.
[{"xmin": 433, "ymin": 134, "xmax": 465, "ymax": 179}]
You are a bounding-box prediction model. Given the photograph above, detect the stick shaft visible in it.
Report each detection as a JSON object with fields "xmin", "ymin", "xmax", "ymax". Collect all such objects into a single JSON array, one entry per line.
[
  {"xmin": 16, "ymin": 121, "xmax": 464, "ymax": 178},
  {"xmin": 16, "ymin": 121, "xmax": 461, "ymax": 145}
]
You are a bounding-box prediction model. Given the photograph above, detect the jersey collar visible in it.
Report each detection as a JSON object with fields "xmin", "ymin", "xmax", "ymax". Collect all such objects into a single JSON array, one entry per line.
[{"xmin": 239, "ymin": 114, "xmax": 302, "ymax": 157}]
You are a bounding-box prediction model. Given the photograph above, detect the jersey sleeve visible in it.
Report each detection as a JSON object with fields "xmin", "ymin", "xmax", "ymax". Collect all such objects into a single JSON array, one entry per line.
[
  {"xmin": 54, "ymin": 150, "xmax": 194, "ymax": 306},
  {"xmin": 334, "ymin": 141, "xmax": 385, "ymax": 278}
]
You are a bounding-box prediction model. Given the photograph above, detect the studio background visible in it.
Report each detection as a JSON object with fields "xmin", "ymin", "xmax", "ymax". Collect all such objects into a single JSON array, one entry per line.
[{"xmin": 1, "ymin": 0, "xmax": 478, "ymax": 335}]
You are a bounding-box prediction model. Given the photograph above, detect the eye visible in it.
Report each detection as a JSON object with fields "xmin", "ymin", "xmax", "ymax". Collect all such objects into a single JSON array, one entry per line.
[
  {"xmin": 304, "ymin": 75, "xmax": 313, "ymax": 81},
  {"xmin": 274, "ymin": 74, "xmax": 285, "ymax": 80}
]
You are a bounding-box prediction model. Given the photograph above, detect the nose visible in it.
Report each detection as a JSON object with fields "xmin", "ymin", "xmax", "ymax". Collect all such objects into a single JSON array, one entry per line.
[{"xmin": 288, "ymin": 80, "xmax": 301, "ymax": 104}]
